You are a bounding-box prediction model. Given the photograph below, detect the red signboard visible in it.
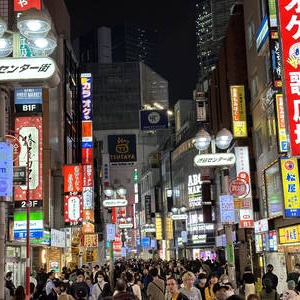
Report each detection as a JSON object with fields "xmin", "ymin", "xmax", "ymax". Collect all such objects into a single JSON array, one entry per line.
[
  {"xmin": 14, "ymin": 116, "xmax": 43, "ymax": 201},
  {"xmin": 83, "ymin": 165, "xmax": 93, "ymax": 187},
  {"xmin": 64, "ymin": 194, "xmax": 83, "ymax": 223},
  {"xmin": 229, "ymin": 179, "xmax": 248, "ymax": 197},
  {"xmin": 278, "ymin": 0, "xmax": 300, "ymax": 156},
  {"xmin": 63, "ymin": 165, "xmax": 83, "ymax": 193},
  {"xmin": 82, "ymin": 148, "xmax": 93, "ymax": 165},
  {"xmin": 14, "ymin": 0, "xmax": 41, "ymax": 11}
]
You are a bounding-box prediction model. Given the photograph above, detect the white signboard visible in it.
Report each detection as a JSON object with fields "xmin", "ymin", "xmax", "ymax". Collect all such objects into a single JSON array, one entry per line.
[
  {"xmin": 254, "ymin": 219, "xmax": 269, "ymax": 233},
  {"xmin": 0, "ymin": 57, "xmax": 56, "ymax": 82},
  {"xmin": 119, "ymin": 223, "xmax": 133, "ymax": 229},
  {"xmin": 171, "ymin": 214, "xmax": 188, "ymax": 220},
  {"xmin": 194, "ymin": 153, "xmax": 236, "ymax": 167},
  {"xmin": 51, "ymin": 229, "xmax": 66, "ymax": 248},
  {"xmin": 103, "ymin": 199, "xmax": 128, "ymax": 207}
]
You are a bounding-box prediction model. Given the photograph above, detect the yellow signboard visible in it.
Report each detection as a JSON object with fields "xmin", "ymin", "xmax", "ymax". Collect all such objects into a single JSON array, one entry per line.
[
  {"xmin": 165, "ymin": 217, "xmax": 173, "ymax": 240},
  {"xmin": 279, "ymin": 225, "xmax": 300, "ymax": 244},
  {"xmin": 155, "ymin": 216, "xmax": 162, "ymax": 240},
  {"xmin": 230, "ymin": 85, "xmax": 248, "ymax": 137},
  {"xmin": 280, "ymin": 158, "xmax": 300, "ymax": 217}
]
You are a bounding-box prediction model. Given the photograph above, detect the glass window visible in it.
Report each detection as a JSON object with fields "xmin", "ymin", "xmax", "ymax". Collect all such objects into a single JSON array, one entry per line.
[{"xmin": 254, "ymin": 127, "xmax": 263, "ymax": 158}]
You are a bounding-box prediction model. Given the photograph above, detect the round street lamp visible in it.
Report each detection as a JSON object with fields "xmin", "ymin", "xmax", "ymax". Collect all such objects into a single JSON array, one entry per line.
[
  {"xmin": 216, "ymin": 128, "xmax": 233, "ymax": 150},
  {"xmin": 0, "ymin": 17, "xmax": 7, "ymax": 37},
  {"xmin": 194, "ymin": 128, "xmax": 211, "ymax": 151}
]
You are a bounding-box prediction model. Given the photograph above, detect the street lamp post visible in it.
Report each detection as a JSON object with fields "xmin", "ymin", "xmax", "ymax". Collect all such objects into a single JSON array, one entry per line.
[
  {"xmin": 194, "ymin": 128, "xmax": 237, "ymax": 286},
  {"xmin": 171, "ymin": 206, "xmax": 188, "ymax": 260},
  {"xmin": 0, "ymin": 9, "xmax": 57, "ymax": 300},
  {"xmin": 103, "ymin": 185, "xmax": 127, "ymax": 290}
]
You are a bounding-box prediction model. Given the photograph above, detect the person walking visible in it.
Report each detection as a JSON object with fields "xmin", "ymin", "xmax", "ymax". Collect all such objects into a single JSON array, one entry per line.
[
  {"xmin": 5, "ymin": 272, "xmax": 16, "ymax": 297},
  {"xmin": 147, "ymin": 268, "xmax": 165, "ymax": 300},
  {"xmin": 91, "ymin": 272, "xmax": 112, "ymax": 300},
  {"xmin": 262, "ymin": 265, "xmax": 278, "ymax": 291},
  {"xmin": 204, "ymin": 273, "xmax": 219, "ymax": 300},
  {"xmin": 287, "ymin": 264, "xmax": 300, "ymax": 286},
  {"xmin": 165, "ymin": 276, "xmax": 188, "ymax": 300},
  {"xmin": 112, "ymin": 279, "xmax": 136, "ymax": 300},
  {"xmin": 259, "ymin": 278, "xmax": 279, "ymax": 300},
  {"xmin": 179, "ymin": 271, "xmax": 202, "ymax": 300},
  {"xmin": 241, "ymin": 266, "xmax": 255, "ymax": 300}
]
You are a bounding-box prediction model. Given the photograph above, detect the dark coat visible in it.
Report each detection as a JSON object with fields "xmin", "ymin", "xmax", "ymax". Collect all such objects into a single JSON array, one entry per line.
[{"xmin": 113, "ymin": 291, "xmax": 136, "ymax": 300}]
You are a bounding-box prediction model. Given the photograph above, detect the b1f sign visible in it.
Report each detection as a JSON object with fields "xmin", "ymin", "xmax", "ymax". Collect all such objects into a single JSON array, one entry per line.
[
  {"xmin": 278, "ymin": 0, "xmax": 300, "ymax": 156},
  {"xmin": 0, "ymin": 142, "xmax": 13, "ymax": 197}
]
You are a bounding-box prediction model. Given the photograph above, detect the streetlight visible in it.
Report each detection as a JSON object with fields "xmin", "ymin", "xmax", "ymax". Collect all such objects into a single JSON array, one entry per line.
[
  {"xmin": 103, "ymin": 185, "xmax": 127, "ymax": 289},
  {"xmin": 0, "ymin": 8, "xmax": 57, "ymax": 300},
  {"xmin": 193, "ymin": 128, "xmax": 236, "ymax": 286},
  {"xmin": 170, "ymin": 206, "xmax": 188, "ymax": 259}
]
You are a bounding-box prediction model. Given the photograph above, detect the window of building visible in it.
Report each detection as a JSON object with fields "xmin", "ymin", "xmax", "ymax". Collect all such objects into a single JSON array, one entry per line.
[
  {"xmin": 247, "ymin": 20, "xmax": 255, "ymax": 49},
  {"xmin": 251, "ymin": 73, "xmax": 259, "ymax": 101},
  {"xmin": 254, "ymin": 127, "xmax": 263, "ymax": 158},
  {"xmin": 266, "ymin": 105, "xmax": 277, "ymax": 150}
]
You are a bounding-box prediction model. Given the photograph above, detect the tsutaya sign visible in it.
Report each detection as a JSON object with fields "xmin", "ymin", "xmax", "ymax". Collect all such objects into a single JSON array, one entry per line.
[
  {"xmin": 0, "ymin": 57, "xmax": 59, "ymax": 87},
  {"xmin": 194, "ymin": 153, "xmax": 236, "ymax": 167}
]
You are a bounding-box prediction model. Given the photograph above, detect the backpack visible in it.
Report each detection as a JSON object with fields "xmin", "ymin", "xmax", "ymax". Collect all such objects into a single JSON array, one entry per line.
[{"xmin": 126, "ymin": 284, "xmax": 138, "ymax": 300}]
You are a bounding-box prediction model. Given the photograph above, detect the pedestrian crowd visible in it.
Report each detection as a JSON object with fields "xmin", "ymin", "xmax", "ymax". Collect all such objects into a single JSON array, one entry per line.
[{"xmin": 4, "ymin": 259, "xmax": 300, "ymax": 300}]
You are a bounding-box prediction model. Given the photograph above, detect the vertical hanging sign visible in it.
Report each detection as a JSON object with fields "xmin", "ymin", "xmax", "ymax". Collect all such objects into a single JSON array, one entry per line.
[{"xmin": 278, "ymin": 0, "xmax": 300, "ymax": 156}]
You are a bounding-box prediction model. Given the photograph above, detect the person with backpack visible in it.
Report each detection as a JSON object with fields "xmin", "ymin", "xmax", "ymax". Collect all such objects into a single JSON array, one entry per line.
[
  {"xmin": 92, "ymin": 272, "xmax": 112, "ymax": 300},
  {"xmin": 147, "ymin": 268, "xmax": 165, "ymax": 300}
]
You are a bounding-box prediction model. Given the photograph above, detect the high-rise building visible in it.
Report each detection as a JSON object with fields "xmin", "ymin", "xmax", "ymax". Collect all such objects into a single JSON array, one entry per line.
[
  {"xmin": 195, "ymin": 0, "xmax": 235, "ymax": 79},
  {"xmin": 112, "ymin": 24, "xmax": 158, "ymax": 70},
  {"xmin": 83, "ymin": 62, "xmax": 168, "ymax": 131}
]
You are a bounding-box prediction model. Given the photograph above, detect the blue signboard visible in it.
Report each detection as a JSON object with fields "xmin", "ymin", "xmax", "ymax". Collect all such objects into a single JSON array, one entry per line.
[
  {"xmin": 81, "ymin": 73, "xmax": 92, "ymax": 121},
  {"xmin": 106, "ymin": 223, "xmax": 116, "ymax": 241},
  {"xmin": 0, "ymin": 142, "xmax": 13, "ymax": 196},
  {"xmin": 140, "ymin": 110, "xmax": 168, "ymax": 131},
  {"xmin": 256, "ymin": 15, "xmax": 269, "ymax": 54},
  {"xmin": 142, "ymin": 237, "xmax": 151, "ymax": 248},
  {"xmin": 82, "ymin": 141, "xmax": 93, "ymax": 148},
  {"xmin": 14, "ymin": 87, "xmax": 43, "ymax": 113}
]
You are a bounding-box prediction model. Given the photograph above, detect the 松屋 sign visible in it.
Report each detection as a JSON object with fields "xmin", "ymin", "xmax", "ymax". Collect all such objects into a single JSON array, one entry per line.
[{"xmin": 278, "ymin": 0, "xmax": 300, "ymax": 156}]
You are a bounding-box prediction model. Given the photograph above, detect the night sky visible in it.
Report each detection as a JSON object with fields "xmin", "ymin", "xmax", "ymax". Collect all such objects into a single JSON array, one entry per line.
[{"xmin": 64, "ymin": 0, "xmax": 198, "ymax": 107}]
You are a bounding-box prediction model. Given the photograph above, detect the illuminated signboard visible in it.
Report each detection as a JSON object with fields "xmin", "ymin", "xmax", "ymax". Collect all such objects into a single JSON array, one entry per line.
[
  {"xmin": 102, "ymin": 199, "xmax": 128, "ymax": 207},
  {"xmin": 14, "ymin": 87, "xmax": 43, "ymax": 113},
  {"xmin": 108, "ymin": 135, "xmax": 137, "ymax": 163},
  {"xmin": 193, "ymin": 153, "xmax": 236, "ymax": 167},
  {"xmin": 14, "ymin": 211, "xmax": 43, "ymax": 239},
  {"xmin": 83, "ymin": 234, "xmax": 98, "ymax": 247},
  {"xmin": 280, "ymin": 157, "xmax": 300, "ymax": 217},
  {"xmin": 83, "ymin": 165, "xmax": 93, "ymax": 187},
  {"xmin": 270, "ymin": 32, "xmax": 282, "ymax": 88},
  {"xmin": 278, "ymin": 0, "xmax": 300, "ymax": 156},
  {"xmin": 276, "ymin": 94, "xmax": 288, "ymax": 152},
  {"xmin": 64, "ymin": 194, "xmax": 83, "ymax": 223},
  {"xmin": 62, "ymin": 165, "xmax": 83, "ymax": 193},
  {"xmin": 187, "ymin": 173, "xmax": 202, "ymax": 208},
  {"xmin": 254, "ymin": 219, "xmax": 269, "ymax": 233},
  {"xmin": 139, "ymin": 109, "xmax": 168, "ymax": 131},
  {"xmin": 14, "ymin": 0, "xmax": 41, "ymax": 11},
  {"xmin": 81, "ymin": 74, "xmax": 92, "ymax": 121},
  {"xmin": 279, "ymin": 225, "xmax": 300, "ymax": 244},
  {"xmin": 155, "ymin": 216, "xmax": 162, "ymax": 240},
  {"xmin": 256, "ymin": 15, "xmax": 269, "ymax": 54},
  {"xmin": 230, "ymin": 85, "xmax": 247, "ymax": 137},
  {"xmin": 265, "ymin": 161, "xmax": 284, "ymax": 217},
  {"xmin": 235, "ymin": 147, "xmax": 254, "ymax": 228},
  {"xmin": 51, "ymin": 229, "xmax": 66, "ymax": 248},
  {"xmin": 219, "ymin": 195, "xmax": 235, "ymax": 224},
  {"xmin": 269, "ymin": 230, "xmax": 278, "ymax": 251},
  {"xmin": 82, "ymin": 187, "xmax": 93, "ymax": 209},
  {"xmin": 0, "ymin": 58, "xmax": 56, "ymax": 82},
  {"xmin": 0, "ymin": 142, "xmax": 13, "ymax": 197},
  {"xmin": 14, "ymin": 116, "xmax": 43, "ymax": 203}
]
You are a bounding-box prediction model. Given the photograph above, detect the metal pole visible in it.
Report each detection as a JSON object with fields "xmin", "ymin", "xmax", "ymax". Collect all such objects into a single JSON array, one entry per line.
[
  {"xmin": 221, "ymin": 168, "xmax": 236, "ymax": 287},
  {"xmin": 0, "ymin": 88, "xmax": 7, "ymax": 300},
  {"xmin": 25, "ymin": 140, "xmax": 30, "ymax": 300}
]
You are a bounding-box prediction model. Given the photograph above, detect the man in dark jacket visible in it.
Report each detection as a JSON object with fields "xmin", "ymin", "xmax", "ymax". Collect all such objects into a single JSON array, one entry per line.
[
  {"xmin": 166, "ymin": 276, "xmax": 189, "ymax": 300},
  {"xmin": 262, "ymin": 264, "xmax": 278, "ymax": 290},
  {"xmin": 5, "ymin": 272, "xmax": 16, "ymax": 297}
]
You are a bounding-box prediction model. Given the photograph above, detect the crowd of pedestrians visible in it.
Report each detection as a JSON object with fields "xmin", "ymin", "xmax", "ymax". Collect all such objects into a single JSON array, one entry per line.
[{"xmin": 4, "ymin": 259, "xmax": 300, "ymax": 300}]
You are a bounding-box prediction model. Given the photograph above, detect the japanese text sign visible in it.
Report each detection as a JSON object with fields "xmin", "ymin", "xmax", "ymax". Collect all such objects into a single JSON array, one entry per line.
[
  {"xmin": 81, "ymin": 73, "xmax": 92, "ymax": 121},
  {"xmin": 279, "ymin": 225, "xmax": 300, "ymax": 243},
  {"xmin": 14, "ymin": 116, "xmax": 43, "ymax": 201},
  {"xmin": 280, "ymin": 157, "xmax": 300, "ymax": 217},
  {"xmin": 0, "ymin": 58, "xmax": 56, "ymax": 82},
  {"xmin": 64, "ymin": 194, "xmax": 83, "ymax": 223},
  {"xmin": 276, "ymin": 94, "xmax": 288, "ymax": 152},
  {"xmin": 219, "ymin": 195, "xmax": 235, "ymax": 224},
  {"xmin": 230, "ymin": 85, "xmax": 247, "ymax": 137},
  {"xmin": 278, "ymin": 0, "xmax": 300, "ymax": 156},
  {"xmin": 63, "ymin": 165, "xmax": 83, "ymax": 193}
]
